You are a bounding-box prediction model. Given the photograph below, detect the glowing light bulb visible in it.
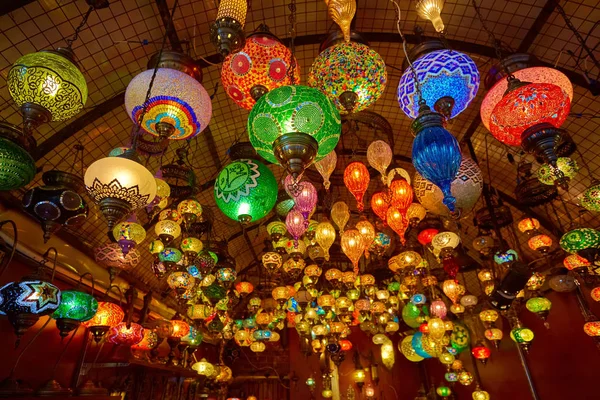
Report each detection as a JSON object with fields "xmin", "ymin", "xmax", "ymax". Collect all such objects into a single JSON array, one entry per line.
[{"xmin": 415, "ymin": 0, "xmax": 445, "ymax": 33}]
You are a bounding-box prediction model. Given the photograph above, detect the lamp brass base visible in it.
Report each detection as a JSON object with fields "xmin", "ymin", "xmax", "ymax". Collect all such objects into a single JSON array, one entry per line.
[
  {"xmin": 155, "ymin": 122, "xmax": 176, "ymax": 139},
  {"xmin": 339, "ymin": 91, "xmax": 358, "ymax": 113},
  {"xmin": 209, "ymin": 17, "xmax": 245, "ymax": 56},
  {"xmin": 273, "ymin": 132, "xmax": 319, "ymax": 180},
  {"xmin": 36, "ymin": 379, "xmax": 72, "ymax": 396},
  {"xmin": 56, "ymin": 318, "xmax": 81, "ymax": 338},
  {"xmin": 250, "ymin": 85, "xmax": 268, "ymax": 101},
  {"xmin": 76, "ymin": 379, "xmax": 108, "ymax": 396},
  {"xmin": 0, "ymin": 377, "xmax": 33, "ymax": 397},
  {"xmin": 21, "ymin": 103, "xmax": 51, "ymax": 136},
  {"xmin": 98, "ymin": 197, "xmax": 131, "ymax": 232}
]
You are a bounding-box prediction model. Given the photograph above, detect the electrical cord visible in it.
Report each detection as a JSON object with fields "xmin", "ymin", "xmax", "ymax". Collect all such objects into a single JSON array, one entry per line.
[{"xmin": 240, "ymin": 347, "xmax": 291, "ymax": 389}]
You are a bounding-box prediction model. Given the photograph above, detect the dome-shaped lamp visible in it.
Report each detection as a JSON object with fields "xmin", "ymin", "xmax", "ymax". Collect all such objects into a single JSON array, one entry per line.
[
  {"xmin": 0, "ymin": 122, "xmax": 36, "ymax": 191},
  {"xmin": 214, "ymin": 158, "xmax": 278, "ymax": 224},
  {"xmin": 107, "ymin": 322, "xmax": 145, "ymax": 346},
  {"xmin": 52, "ymin": 290, "xmax": 98, "ymax": 338},
  {"xmin": 222, "ymin": 27, "xmax": 299, "ymax": 109},
  {"xmin": 125, "ymin": 52, "xmax": 211, "ymax": 141},
  {"xmin": 22, "ymin": 166, "xmax": 88, "ymax": 243},
  {"xmin": 411, "ymin": 103, "xmax": 462, "ymax": 212},
  {"xmin": 398, "ymin": 48, "xmax": 479, "ymax": 119},
  {"xmin": 8, "ymin": 48, "xmax": 87, "ymax": 130},
  {"xmin": 490, "ymin": 79, "xmax": 570, "ymax": 156},
  {"xmin": 177, "ymin": 198, "xmax": 203, "ymax": 228},
  {"xmin": 0, "ymin": 279, "xmax": 61, "ymax": 342},
  {"xmin": 210, "ymin": 0, "xmax": 247, "ymax": 56},
  {"xmin": 248, "ymin": 85, "xmax": 341, "ymax": 178},
  {"xmin": 309, "ymin": 39, "xmax": 387, "ymax": 114},
  {"xmin": 82, "ymin": 301, "xmax": 125, "ymax": 343},
  {"xmin": 112, "ymin": 217, "xmax": 146, "ymax": 256},
  {"xmin": 85, "ymin": 149, "xmax": 157, "ymax": 232}
]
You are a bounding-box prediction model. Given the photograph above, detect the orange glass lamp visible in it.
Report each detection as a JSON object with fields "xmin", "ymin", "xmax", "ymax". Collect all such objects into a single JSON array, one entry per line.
[
  {"xmin": 341, "ymin": 229, "xmax": 366, "ymax": 274},
  {"xmin": 107, "ymin": 322, "xmax": 145, "ymax": 347},
  {"xmin": 371, "ymin": 191, "xmax": 390, "ymax": 223},
  {"xmin": 167, "ymin": 317, "xmax": 190, "ymax": 365},
  {"xmin": 387, "ymin": 206, "xmax": 408, "ymax": 245},
  {"xmin": 356, "ymin": 218, "xmax": 376, "ymax": 254},
  {"xmin": 344, "ymin": 162, "xmax": 370, "ymax": 212},
  {"xmin": 389, "ymin": 179, "xmax": 413, "ymax": 210},
  {"xmin": 528, "ymin": 234, "xmax": 552, "ymax": 254},
  {"xmin": 517, "ymin": 217, "xmax": 540, "ymax": 234},
  {"xmin": 83, "ymin": 302, "xmax": 125, "ymax": 343}
]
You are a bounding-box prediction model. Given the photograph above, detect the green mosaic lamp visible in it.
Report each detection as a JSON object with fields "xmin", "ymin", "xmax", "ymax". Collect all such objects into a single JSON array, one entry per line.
[
  {"xmin": 0, "ymin": 123, "xmax": 36, "ymax": 191},
  {"xmin": 560, "ymin": 228, "xmax": 600, "ymax": 253},
  {"xmin": 214, "ymin": 146, "xmax": 278, "ymax": 224},
  {"xmin": 52, "ymin": 290, "xmax": 98, "ymax": 338},
  {"xmin": 247, "ymin": 85, "xmax": 341, "ymax": 178}
]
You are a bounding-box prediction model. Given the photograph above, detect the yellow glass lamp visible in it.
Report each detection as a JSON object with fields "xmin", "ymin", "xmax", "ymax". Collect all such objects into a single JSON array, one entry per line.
[
  {"xmin": 415, "ymin": 0, "xmax": 445, "ymax": 33},
  {"xmin": 315, "ymin": 220, "xmax": 336, "ymax": 260},
  {"xmin": 8, "ymin": 48, "xmax": 87, "ymax": 129},
  {"xmin": 113, "ymin": 218, "xmax": 146, "ymax": 256}
]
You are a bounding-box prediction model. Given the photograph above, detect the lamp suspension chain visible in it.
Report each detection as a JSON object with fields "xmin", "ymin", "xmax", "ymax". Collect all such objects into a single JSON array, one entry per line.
[
  {"xmin": 471, "ymin": 0, "xmax": 515, "ymax": 79},
  {"xmin": 287, "ymin": 0, "xmax": 297, "ymax": 85},
  {"xmin": 556, "ymin": 3, "xmax": 600, "ymax": 73},
  {"xmin": 132, "ymin": 0, "xmax": 180, "ymax": 150},
  {"xmin": 389, "ymin": 0, "xmax": 423, "ymax": 103},
  {"xmin": 65, "ymin": 6, "xmax": 95, "ymax": 50}
]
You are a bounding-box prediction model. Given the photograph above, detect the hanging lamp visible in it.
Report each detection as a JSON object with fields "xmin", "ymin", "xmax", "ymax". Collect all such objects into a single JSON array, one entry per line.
[
  {"xmin": 210, "ymin": 0, "xmax": 247, "ymax": 56},
  {"xmin": 214, "ymin": 143, "xmax": 278, "ymax": 224},
  {"xmin": 125, "ymin": 51, "xmax": 211, "ymax": 141},
  {"xmin": 411, "ymin": 102, "xmax": 462, "ymax": 212},
  {"xmin": 398, "ymin": 41, "xmax": 479, "ymax": 119},
  {"xmin": 221, "ymin": 25, "xmax": 299, "ymax": 109},
  {"xmin": 0, "ymin": 122, "xmax": 36, "ymax": 191},
  {"xmin": 85, "ymin": 148, "xmax": 157, "ymax": 232},
  {"xmin": 248, "ymin": 85, "xmax": 341, "ymax": 179},
  {"xmin": 344, "ymin": 162, "xmax": 370, "ymax": 212}
]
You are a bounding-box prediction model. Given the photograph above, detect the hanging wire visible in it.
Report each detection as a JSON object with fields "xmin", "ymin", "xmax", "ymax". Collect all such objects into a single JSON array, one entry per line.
[
  {"xmin": 132, "ymin": 0, "xmax": 181, "ymax": 150},
  {"xmin": 388, "ymin": 0, "xmax": 423, "ymax": 102},
  {"xmin": 556, "ymin": 3, "xmax": 600, "ymax": 76},
  {"xmin": 471, "ymin": 0, "xmax": 515, "ymax": 79},
  {"xmin": 65, "ymin": 6, "xmax": 95, "ymax": 50},
  {"xmin": 287, "ymin": 0, "xmax": 298, "ymax": 84}
]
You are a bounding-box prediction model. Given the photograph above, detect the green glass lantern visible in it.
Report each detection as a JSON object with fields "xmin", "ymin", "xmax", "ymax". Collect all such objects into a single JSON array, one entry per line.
[
  {"xmin": 8, "ymin": 49, "xmax": 87, "ymax": 126},
  {"xmin": 247, "ymin": 85, "xmax": 341, "ymax": 177},
  {"xmin": 581, "ymin": 183, "xmax": 600, "ymax": 212},
  {"xmin": 0, "ymin": 136, "xmax": 36, "ymax": 191},
  {"xmin": 525, "ymin": 297, "xmax": 552, "ymax": 320},
  {"xmin": 214, "ymin": 158, "xmax": 278, "ymax": 224},
  {"xmin": 510, "ymin": 327, "xmax": 535, "ymax": 343},
  {"xmin": 308, "ymin": 41, "xmax": 387, "ymax": 114},
  {"xmin": 52, "ymin": 290, "xmax": 98, "ymax": 338},
  {"xmin": 436, "ymin": 385, "xmax": 452, "ymax": 398},
  {"xmin": 537, "ymin": 157, "xmax": 578, "ymax": 185},
  {"xmin": 560, "ymin": 228, "xmax": 600, "ymax": 254}
]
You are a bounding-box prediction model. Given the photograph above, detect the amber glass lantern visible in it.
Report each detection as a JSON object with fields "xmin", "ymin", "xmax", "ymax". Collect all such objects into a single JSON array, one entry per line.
[{"xmin": 83, "ymin": 302, "xmax": 125, "ymax": 343}]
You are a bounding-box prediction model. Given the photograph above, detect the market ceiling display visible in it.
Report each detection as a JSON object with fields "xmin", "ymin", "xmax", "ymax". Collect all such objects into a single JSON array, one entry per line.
[{"xmin": 0, "ymin": 0, "xmax": 598, "ymax": 398}]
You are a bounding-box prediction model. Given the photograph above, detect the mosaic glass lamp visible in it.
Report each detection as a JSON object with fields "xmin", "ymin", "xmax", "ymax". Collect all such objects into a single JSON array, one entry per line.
[
  {"xmin": 95, "ymin": 243, "xmax": 141, "ymax": 271},
  {"xmin": 308, "ymin": 41, "xmax": 387, "ymax": 113},
  {"xmin": 112, "ymin": 218, "xmax": 146, "ymax": 256},
  {"xmin": 560, "ymin": 228, "xmax": 600, "ymax": 254},
  {"xmin": 107, "ymin": 322, "xmax": 145, "ymax": 346},
  {"xmin": 222, "ymin": 29, "xmax": 299, "ymax": 109},
  {"xmin": 82, "ymin": 302, "xmax": 125, "ymax": 342},
  {"xmin": 0, "ymin": 279, "xmax": 61, "ymax": 340},
  {"xmin": 489, "ymin": 80, "xmax": 570, "ymax": 147},
  {"xmin": 125, "ymin": 66, "xmax": 212, "ymax": 141},
  {"xmin": 210, "ymin": 0, "xmax": 247, "ymax": 56},
  {"xmin": 52, "ymin": 290, "xmax": 98, "ymax": 338},
  {"xmin": 344, "ymin": 162, "xmax": 370, "ymax": 212},
  {"xmin": 398, "ymin": 50, "xmax": 479, "ymax": 119},
  {"xmin": 581, "ymin": 183, "xmax": 600, "ymax": 212},
  {"xmin": 85, "ymin": 150, "xmax": 157, "ymax": 231},
  {"xmin": 8, "ymin": 48, "xmax": 87, "ymax": 127},
  {"xmin": 411, "ymin": 103, "xmax": 462, "ymax": 211},
  {"xmin": 22, "ymin": 168, "xmax": 88, "ymax": 242},
  {"xmin": 481, "ymin": 66, "xmax": 573, "ymax": 131},
  {"xmin": 0, "ymin": 122, "xmax": 36, "ymax": 191},
  {"xmin": 413, "ymin": 156, "xmax": 481, "ymax": 217},
  {"xmin": 537, "ymin": 157, "xmax": 578, "ymax": 185},
  {"xmin": 247, "ymin": 85, "xmax": 341, "ymax": 178},
  {"xmin": 214, "ymin": 158, "xmax": 278, "ymax": 224}
]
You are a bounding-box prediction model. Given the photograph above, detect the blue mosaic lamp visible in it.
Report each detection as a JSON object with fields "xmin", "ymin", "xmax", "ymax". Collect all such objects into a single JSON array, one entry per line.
[
  {"xmin": 398, "ymin": 49, "xmax": 479, "ymax": 119},
  {"xmin": 411, "ymin": 102, "xmax": 462, "ymax": 212}
]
